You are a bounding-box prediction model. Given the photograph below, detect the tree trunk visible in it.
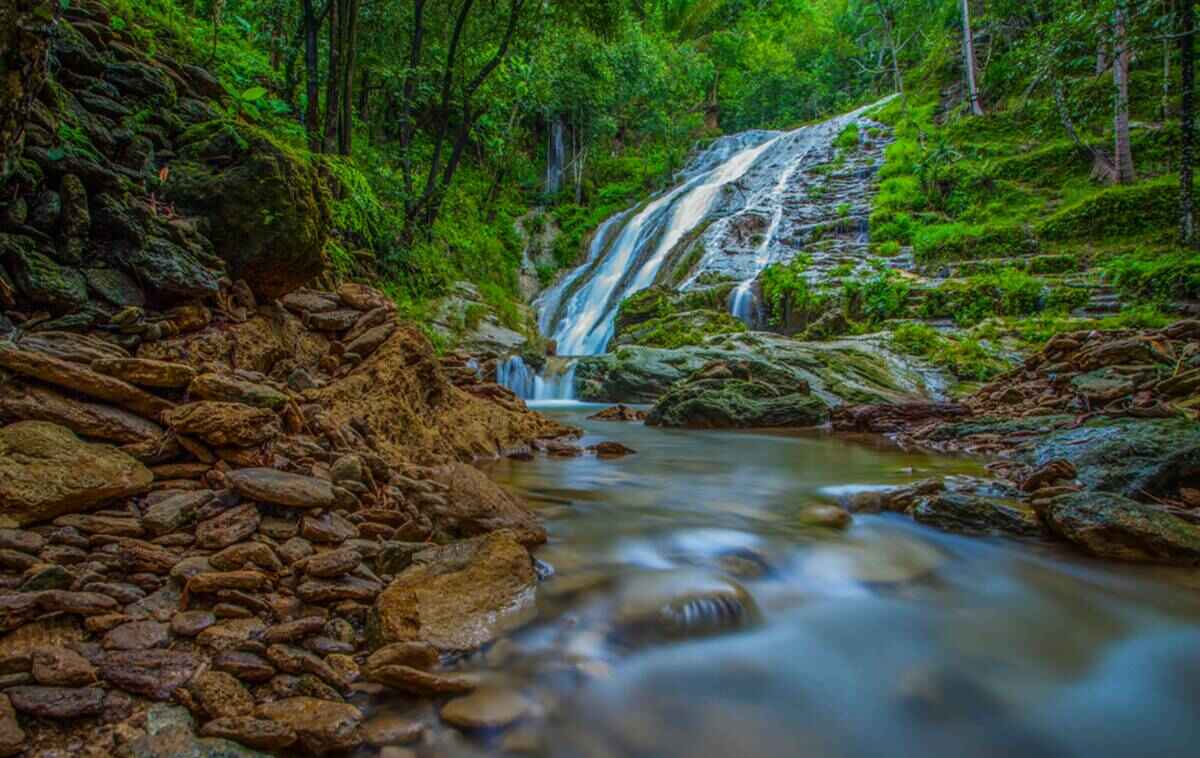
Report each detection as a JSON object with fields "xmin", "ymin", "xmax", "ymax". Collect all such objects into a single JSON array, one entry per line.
[
  {"xmin": 961, "ymin": 0, "xmax": 984, "ymax": 115},
  {"xmin": 1182, "ymin": 0, "xmax": 1196, "ymax": 244},
  {"xmin": 322, "ymin": 0, "xmax": 341, "ymax": 153},
  {"xmin": 1113, "ymin": 5, "xmax": 1136, "ymax": 184},
  {"xmin": 0, "ymin": 0, "xmax": 58, "ymax": 182},
  {"xmin": 873, "ymin": 0, "xmax": 904, "ymax": 100},
  {"xmin": 337, "ymin": 0, "xmax": 359, "ymax": 156},
  {"xmin": 302, "ymin": 0, "xmax": 321, "ymax": 152},
  {"xmin": 1054, "ymin": 79, "xmax": 1118, "ymax": 183}
]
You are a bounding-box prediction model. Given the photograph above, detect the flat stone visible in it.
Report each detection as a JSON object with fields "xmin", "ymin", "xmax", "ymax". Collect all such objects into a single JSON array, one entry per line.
[
  {"xmin": 103, "ymin": 620, "xmax": 169, "ymax": 650},
  {"xmin": 913, "ymin": 495, "xmax": 1044, "ymax": 538},
  {"xmin": 369, "ymin": 531, "xmax": 537, "ymax": 652},
  {"xmin": 281, "ymin": 291, "xmax": 339, "ymax": 315},
  {"xmin": 196, "ymin": 618, "xmax": 266, "ymax": 652},
  {"xmin": 211, "ymin": 542, "xmax": 282, "ymax": 572},
  {"xmin": 143, "ymin": 491, "xmax": 213, "ymax": 535},
  {"xmin": 199, "ymin": 717, "xmax": 298, "ymax": 751},
  {"xmin": 212, "ymin": 651, "xmax": 275, "ymax": 683},
  {"xmin": 307, "ymin": 309, "xmax": 361, "ymax": 332},
  {"xmin": 344, "ymin": 322, "xmax": 396, "ymax": 360},
  {"xmin": 297, "ymin": 575, "xmax": 381, "ymax": 605},
  {"xmin": 190, "ymin": 670, "xmax": 255, "ymax": 719},
  {"xmin": 304, "ymin": 548, "xmax": 361, "ymax": 578},
  {"xmin": 99, "ymin": 650, "xmax": 203, "ymax": 700},
  {"xmin": 35, "ymin": 590, "xmax": 118, "ymax": 615},
  {"xmin": 7, "ymin": 685, "xmax": 105, "ymax": 718},
  {"xmin": 365, "ymin": 642, "xmax": 439, "ymax": 672},
  {"xmin": 440, "ymin": 688, "xmax": 532, "ymax": 729},
  {"xmin": 0, "ymin": 421, "xmax": 152, "ymax": 527},
  {"xmin": 195, "ymin": 503, "xmax": 261, "ymax": 550},
  {"xmin": 366, "ymin": 664, "xmax": 479, "ymax": 696},
  {"xmin": 1041, "ymin": 492, "xmax": 1200, "ymax": 565},
  {"xmin": 227, "ymin": 468, "xmax": 335, "ymax": 508},
  {"xmin": 0, "ymin": 343, "xmax": 172, "ymax": 419},
  {"xmin": 0, "ymin": 384, "xmax": 165, "ymax": 443},
  {"xmin": 163, "ymin": 402, "xmax": 280, "ymax": 448},
  {"xmin": 301, "ymin": 511, "xmax": 357, "ymax": 543},
  {"xmin": 256, "ymin": 697, "xmax": 363, "ymax": 754},
  {"xmin": 31, "ymin": 646, "xmax": 97, "ymax": 686},
  {"xmin": 171, "ymin": 610, "xmax": 217, "ymax": 638},
  {"xmin": 263, "ymin": 617, "xmax": 325, "ymax": 644},
  {"xmin": 189, "ymin": 373, "xmax": 288, "ymax": 411},
  {"xmin": 91, "ymin": 358, "xmax": 197, "ymax": 389},
  {"xmin": 0, "ymin": 528, "xmax": 44, "ymax": 554},
  {"xmin": 363, "ymin": 710, "xmax": 425, "ymax": 746},
  {"xmin": 0, "ymin": 694, "xmax": 24, "ymax": 757}
]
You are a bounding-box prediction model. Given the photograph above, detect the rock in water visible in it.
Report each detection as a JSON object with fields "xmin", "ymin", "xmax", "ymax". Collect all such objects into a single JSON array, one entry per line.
[
  {"xmin": 369, "ymin": 531, "xmax": 537, "ymax": 652},
  {"xmin": 1040, "ymin": 492, "xmax": 1200, "ymax": 565},
  {"xmin": 913, "ymin": 494, "xmax": 1044, "ymax": 538},
  {"xmin": 613, "ymin": 570, "xmax": 759, "ymax": 643},
  {"xmin": 256, "ymin": 697, "xmax": 362, "ymax": 754},
  {"xmin": 0, "ymin": 421, "xmax": 152, "ymax": 527},
  {"xmin": 440, "ymin": 688, "xmax": 533, "ymax": 730}
]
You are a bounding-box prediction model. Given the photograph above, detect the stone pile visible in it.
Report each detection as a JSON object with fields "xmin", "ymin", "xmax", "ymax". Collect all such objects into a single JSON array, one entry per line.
[{"xmin": 0, "ymin": 278, "xmax": 575, "ymax": 755}]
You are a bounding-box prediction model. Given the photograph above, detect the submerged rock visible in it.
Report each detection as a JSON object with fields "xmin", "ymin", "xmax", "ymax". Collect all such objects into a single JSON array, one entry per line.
[
  {"xmin": 913, "ymin": 495, "xmax": 1044, "ymax": 538},
  {"xmin": 440, "ymin": 688, "xmax": 533, "ymax": 730},
  {"xmin": 613, "ymin": 571, "xmax": 759, "ymax": 643},
  {"xmin": 1040, "ymin": 492, "xmax": 1200, "ymax": 565}
]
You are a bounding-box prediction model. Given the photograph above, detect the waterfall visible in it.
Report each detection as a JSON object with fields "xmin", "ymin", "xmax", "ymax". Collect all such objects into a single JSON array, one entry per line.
[
  {"xmin": 545, "ymin": 119, "xmax": 567, "ymax": 196},
  {"xmin": 499, "ymin": 98, "xmax": 894, "ymax": 402}
]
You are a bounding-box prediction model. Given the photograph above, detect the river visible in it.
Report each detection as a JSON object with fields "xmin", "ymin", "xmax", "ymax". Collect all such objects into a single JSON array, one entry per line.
[{"xmin": 449, "ymin": 403, "xmax": 1200, "ymax": 757}]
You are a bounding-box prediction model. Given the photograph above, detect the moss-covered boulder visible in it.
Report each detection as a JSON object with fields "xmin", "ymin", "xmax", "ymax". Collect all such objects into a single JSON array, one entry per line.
[
  {"xmin": 166, "ymin": 120, "xmax": 331, "ymax": 299},
  {"xmin": 614, "ymin": 309, "xmax": 746, "ymax": 349},
  {"xmin": 1040, "ymin": 492, "xmax": 1200, "ymax": 565},
  {"xmin": 646, "ymin": 360, "xmax": 829, "ymax": 429},
  {"xmin": 0, "ymin": 233, "xmax": 87, "ymax": 311}
]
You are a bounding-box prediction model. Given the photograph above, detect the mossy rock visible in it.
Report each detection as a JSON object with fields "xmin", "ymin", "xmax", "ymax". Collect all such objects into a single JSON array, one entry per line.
[
  {"xmin": 646, "ymin": 372, "xmax": 829, "ymax": 430},
  {"xmin": 1041, "ymin": 492, "xmax": 1200, "ymax": 565},
  {"xmin": 0, "ymin": 233, "xmax": 87, "ymax": 312},
  {"xmin": 166, "ymin": 120, "xmax": 331, "ymax": 298},
  {"xmin": 614, "ymin": 308, "xmax": 746, "ymax": 349},
  {"xmin": 1037, "ymin": 177, "xmax": 1180, "ymax": 243}
]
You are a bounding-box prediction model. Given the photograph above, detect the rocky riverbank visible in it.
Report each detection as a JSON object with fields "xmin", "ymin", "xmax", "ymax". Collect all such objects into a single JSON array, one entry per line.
[{"xmin": 831, "ymin": 321, "xmax": 1200, "ymax": 565}]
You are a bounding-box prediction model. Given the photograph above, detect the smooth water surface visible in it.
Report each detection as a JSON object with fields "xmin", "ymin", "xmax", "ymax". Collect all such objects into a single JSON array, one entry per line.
[{"xmin": 454, "ymin": 405, "xmax": 1200, "ymax": 757}]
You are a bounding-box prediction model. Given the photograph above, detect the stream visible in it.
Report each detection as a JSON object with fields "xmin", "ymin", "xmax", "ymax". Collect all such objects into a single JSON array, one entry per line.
[{"xmin": 455, "ymin": 404, "xmax": 1200, "ymax": 757}]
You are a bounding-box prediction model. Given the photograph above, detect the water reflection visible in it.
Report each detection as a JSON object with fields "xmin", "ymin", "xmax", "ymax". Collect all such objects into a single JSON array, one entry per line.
[{"xmin": 459, "ymin": 404, "xmax": 1200, "ymax": 757}]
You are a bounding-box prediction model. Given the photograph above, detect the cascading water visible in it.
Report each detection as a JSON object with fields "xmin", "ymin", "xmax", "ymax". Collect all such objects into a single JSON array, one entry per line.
[
  {"xmin": 501, "ymin": 98, "xmax": 894, "ymax": 401},
  {"xmin": 545, "ymin": 119, "xmax": 567, "ymax": 196}
]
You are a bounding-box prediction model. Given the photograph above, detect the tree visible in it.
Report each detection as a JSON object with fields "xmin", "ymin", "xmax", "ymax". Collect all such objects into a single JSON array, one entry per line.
[
  {"xmin": 961, "ymin": 0, "xmax": 984, "ymax": 115},
  {"xmin": 1183, "ymin": 0, "xmax": 1196, "ymax": 244},
  {"xmin": 302, "ymin": 0, "xmax": 323, "ymax": 152},
  {"xmin": 0, "ymin": 0, "xmax": 58, "ymax": 181},
  {"xmin": 1113, "ymin": 2, "xmax": 1136, "ymax": 183},
  {"xmin": 873, "ymin": 0, "xmax": 905, "ymax": 100}
]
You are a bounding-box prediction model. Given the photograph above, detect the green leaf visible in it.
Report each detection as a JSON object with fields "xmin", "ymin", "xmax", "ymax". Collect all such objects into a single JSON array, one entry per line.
[
  {"xmin": 46, "ymin": 147, "xmax": 66, "ymax": 162},
  {"xmin": 241, "ymin": 86, "xmax": 267, "ymax": 102},
  {"xmin": 59, "ymin": 0, "xmax": 70, "ymax": 10}
]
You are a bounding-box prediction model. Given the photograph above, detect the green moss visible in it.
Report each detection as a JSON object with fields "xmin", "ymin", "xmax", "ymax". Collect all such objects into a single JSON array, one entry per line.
[
  {"xmin": 913, "ymin": 222, "xmax": 1033, "ymax": 263},
  {"xmin": 921, "ymin": 268, "xmax": 1046, "ymax": 325},
  {"xmin": 891, "ymin": 322, "xmax": 1009, "ymax": 382},
  {"xmin": 1038, "ymin": 177, "xmax": 1180, "ymax": 242},
  {"xmin": 835, "ymin": 123, "xmax": 860, "ymax": 151},
  {"xmin": 1102, "ymin": 247, "xmax": 1200, "ymax": 301}
]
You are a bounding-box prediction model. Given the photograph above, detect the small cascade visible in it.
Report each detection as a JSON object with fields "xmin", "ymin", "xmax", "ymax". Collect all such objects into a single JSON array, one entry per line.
[
  {"xmin": 497, "ymin": 355, "xmax": 578, "ymax": 401},
  {"xmin": 545, "ymin": 118, "xmax": 567, "ymax": 196},
  {"xmin": 728, "ymin": 281, "xmax": 760, "ymax": 328}
]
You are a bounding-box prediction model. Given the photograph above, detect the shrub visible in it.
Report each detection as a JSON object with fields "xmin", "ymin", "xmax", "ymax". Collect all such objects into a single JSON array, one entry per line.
[
  {"xmin": 1102, "ymin": 247, "xmax": 1200, "ymax": 301},
  {"xmin": 843, "ymin": 266, "xmax": 910, "ymax": 323},
  {"xmin": 921, "ymin": 268, "xmax": 1045, "ymax": 325},
  {"xmin": 890, "ymin": 323, "xmax": 1008, "ymax": 381}
]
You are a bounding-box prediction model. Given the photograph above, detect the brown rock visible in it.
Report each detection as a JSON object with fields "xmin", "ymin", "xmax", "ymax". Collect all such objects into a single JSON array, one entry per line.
[
  {"xmin": 186, "ymin": 570, "xmax": 271, "ymax": 595},
  {"xmin": 195, "ymin": 618, "xmax": 266, "ymax": 651},
  {"xmin": 0, "ymin": 383, "xmax": 165, "ymax": 443},
  {"xmin": 301, "ymin": 511, "xmax": 358, "ymax": 543},
  {"xmin": 171, "ymin": 610, "xmax": 217, "ymax": 638},
  {"xmin": 227, "ymin": 468, "xmax": 335, "ymax": 508},
  {"xmin": 0, "ymin": 528, "xmax": 44, "ymax": 554},
  {"xmin": 256, "ymin": 697, "xmax": 363, "ymax": 754},
  {"xmin": 369, "ymin": 531, "xmax": 537, "ymax": 652},
  {"xmin": 363, "ymin": 710, "xmax": 425, "ymax": 746},
  {"xmin": 278, "ymin": 536, "xmax": 314, "ymax": 564},
  {"xmin": 99, "ymin": 649, "xmax": 202, "ymax": 700},
  {"xmin": 308, "ymin": 309, "xmax": 361, "ymax": 332},
  {"xmin": 35, "ymin": 590, "xmax": 118, "ymax": 616},
  {"xmin": 366, "ymin": 665, "xmax": 478, "ymax": 696},
  {"xmin": 281, "ymin": 290, "xmax": 339, "ymax": 315},
  {"xmin": 90, "ymin": 357, "xmax": 197, "ymax": 389},
  {"xmin": 7, "ymin": 685, "xmax": 104, "ymax": 718},
  {"xmin": 337, "ymin": 283, "xmax": 391, "ymax": 312},
  {"xmin": 195, "ymin": 503, "xmax": 261, "ymax": 550},
  {"xmin": 365, "ymin": 642, "xmax": 439, "ymax": 672},
  {"xmin": 0, "ymin": 343, "xmax": 173, "ymax": 419},
  {"xmin": 440, "ymin": 688, "xmax": 532, "ymax": 729},
  {"xmin": 211, "ymin": 542, "xmax": 283, "ymax": 572},
  {"xmin": 163, "ymin": 402, "xmax": 281, "ymax": 448},
  {"xmin": 297, "ymin": 575, "xmax": 381, "ymax": 605},
  {"xmin": 31, "ymin": 646, "xmax": 96, "ymax": 686},
  {"xmin": 0, "ymin": 694, "xmax": 24, "ymax": 757},
  {"xmin": 142, "ymin": 490, "xmax": 212, "ymax": 535},
  {"xmin": 304, "ymin": 548, "xmax": 361, "ymax": 578},
  {"xmin": 589, "ymin": 440, "xmax": 636, "ymax": 458},
  {"xmin": 212, "ymin": 650, "xmax": 275, "ymax": 682},
  {"xmin": 199, "ymin": 716, "xmax": 298, "ymax": 751},
  {"xmin": 343, "ymin": 307, "xmax": 393, "ymax": 345},
  {"xmin": 587, "ymin": 404, "xmax": 647, "ymax": 422},
  {"xmin": 190, "ymin": 669, "xmax": 255, "ymax": 719},
  {"xmin": 426, "ymin": 463, "xmax": 546, "ymax": 546},
  {"xmin": 189, "ymin": 373, "xmax": 289, "ymax": 411},
  {"xmin": 102, "ymin": 620, "xmax": 169, "ymax": 650},
  {"xmin": 0, "ymin": 421, "xmax": 152, "ymax": 527},
  {"xmin": 344, "ymin": 322, "xmax": 396, "ymax": 361}
]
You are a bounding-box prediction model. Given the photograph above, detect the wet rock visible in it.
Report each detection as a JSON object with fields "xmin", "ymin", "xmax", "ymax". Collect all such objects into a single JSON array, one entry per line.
[
  {"xmin": 263, "ymin": 617, "xmax": 326, "ymax": 644},
  {"xmin": 189, "ymin": 373, "xmax": 288, "ymax": 411},
  {"xmin": 163, "ymin": 402, "xmax": 281, "ymax": 448},
  {"xmin": 304, "ymin": 548, "xmax": 361, "ymax": 578},
  {"xmin": 301, "ymin": 511, "xmax": 358, "ymax": 543},
  {"xmin": 795, "ymin": 503, "xmax": 853, "ymax": 529},
  {"xmin": 255, "ymin": 697, "xmax": 363, "ymax": 754},
  {"xmin": 8, "ymin": 685, "xmax": 105, "ymax": 718},
  {"xmin": 190, "ymin": 670, "xmax": 255, "ymax": 720},
  {"xmin": 198, "ymin": 717, "xmax": 298, "ymax": 751},
  {"xmin": 36, "ymin": 590, "xmax": 118, "ymax": 615},
  {"xmin": 227, "ymin": 468, "xmax": 335, "ymax": 509},
  {"xmin": 31, "ymin": 646, "xmax": 96, "ymax": 686},
  {"xmin": 589, "ymin": 440, "xmax": 636, "ymax": 458},
  {"xmin": 613, "ymin": 571, "xmax": 759, "ymax": 642},
  {"xmin": 587, "ymin": 404, "xmax": 648, "ymax": 422},
  {"xmin": 913, "ymin": 495, "xmax": 1044, "ymax": 538},
  {"xmin": 195, "ymin": 503, "xmax": 261, "ymax": 550},
  {"xmin": 297, "ymin": 575, "xmax": 381, "ymax": 605},
  {"xmin": 0, "ymin": 694, "xmax": 24, "ymax": 757},
  {"xmin": 362, "ymin": 710, "xmax": 425, "ymax": 746},
  {"xmin": 84, "ymin": 266, "xmax": 145, "ymax": 307},
  {"xmin": 1040, "ymin": 492, "xmax": 1200, "ymax": 565},
  {"xmin": 278, "ymin": 536, "xmax": 314, "ymax": 565},
  {"xmin": 0, "ymin": 235, "xmax": 87, "ymax": 311},
  {"xmin": 91, "ymin": 357, "xmax": 197, "ymax": 389},
  {"xmin": 366, "ymin": 665, "xmax": 479, "ymax": 696},
  {"xmin": 647, "ymin": 367, "xmax": 829, "ymax": 429},
  {"xmin": 370, "ymin": 531, "xmax": 537, "ymax": 652},
  {"xmin": 441, "ymin": 688, "xmax": 533, "ymax": 730},
  {"xmin": 425, "ymin": 463, "xmax": 547, "ymax": 546},
  {"xmin": 103, "ymin": 620, "xmax": 169, "ymax": 650},
  {"xmin": 100, "ymin": 649, "xmax": 202, "ymax": 700},
  {"xmin": 0, "ymin": 421, "xmax": 152, "ymax": 527}
]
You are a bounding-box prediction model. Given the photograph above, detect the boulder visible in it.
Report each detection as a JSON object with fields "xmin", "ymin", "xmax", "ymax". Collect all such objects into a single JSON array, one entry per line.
[
  {"xmin": 912, "ymin": 495, "xmax": 1045, "ymax": 538},
  {"xmin": 369, "ymin": 531, "xmax": 537, "ymax": 652},
  {"xmin": 0, "ymin": 383, "xmax": 164, "ymax": 443},
  {"xmin": 163, "ymin": 402, "xmax": 280, "ymax": 448},
  {"xmin": 647, "ymin": 366, "xmax": 829, "ymax": 429},
  {"xmin": 0, "ymin": 421, "xmax": 152, "ymax": 527},
  {"xmin": 166, "ymin": 120, "xmax": 331, "ymax": 298},
  {"xmin": 1040, "ymin": 492, "xmax": 1200, "ymax": 565},
  {"xmin": 426, "ymin": 463, "xmax": 546, "ymax": 546},
  {"xmin": 0, "ymin": 234, "xmax": 87, "ymax": 311}
]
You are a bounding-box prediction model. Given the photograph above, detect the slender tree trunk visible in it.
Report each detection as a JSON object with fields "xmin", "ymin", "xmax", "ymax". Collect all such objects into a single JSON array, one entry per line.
[
  {"xmin": 338, "ymin": 0, "xmax": 359, "ymax": 156},
  {"xmin": 1055, "ymin": 78, "xmax": 1118, "ymax": 182},
  {"xmin": 0, "ymin": 0, "xmax": 58, "ymax": 181},
  {"xmin": 322, "ymin": 0, "xmax": 341, "ymax": 153},
  {"xmin": 1164, "ymin": 0, "xmax": 1175, "ymax": 123},
  {"xmin": 302, "ymin": 0, "xmax": 321, "ymax": 152},
  {"xmin": 1182, "ymin": 0, "xmax": 1196, "ymax": 244},
  {"xmin": 874, "ymin": 0, "xmax": 904, "ymax": 100},
  {"xmin": 400, "ymin": 0, "xmax": 426, "ymax": 209},
  {"xmin": 961, "ymin": 0, "xmax": 984, "ymax": 115},
  {"xmin": 1113, "ymin": 4, "xmax": 1136, "ymax": 184}
]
